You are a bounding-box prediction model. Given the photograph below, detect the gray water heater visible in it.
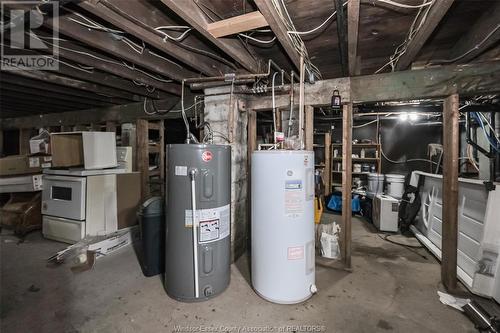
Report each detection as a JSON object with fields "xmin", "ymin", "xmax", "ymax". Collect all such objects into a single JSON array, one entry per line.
[{"xmin": 165, "ymin": 144, "xmax": 231, "ymax": 302}]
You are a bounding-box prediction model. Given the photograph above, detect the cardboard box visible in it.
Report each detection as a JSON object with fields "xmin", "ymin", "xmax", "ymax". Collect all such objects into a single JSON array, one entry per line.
[
  {"xmin": 116, "ymin": 172, "xmax": 141, "ymax": 229},
  {"xmin": 51, "ymin": 132, "xmax": 117, "ymax": 169},
  {"xmin": 0, "ymin": 155, "xmax": 41, "ymax": 176}
]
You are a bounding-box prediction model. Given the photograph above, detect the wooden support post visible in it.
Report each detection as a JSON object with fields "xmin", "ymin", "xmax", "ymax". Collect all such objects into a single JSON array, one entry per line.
[
  {"xmin": 19, "ymin": 128, "xmax": 31, "ymax": 154},
  {"xmin": 442, "ymin": 94, "xmax": 459, "ymax": 291},
  {"xmin": 106, "ymin": 121, "xmax": 117, "ymax": 133},
  {"xmin": 276, "ymin": 108, "xmax": 282, "ymax": 132},
  {"xmin": 159, "ymin": 120, "xmax": 165, "ymax": 197},
  {"xmin": 305, "ymin": 105, "xmax": 314, "ymax": 150},
  {"xmin": 136, "ymin": 119, "xmax": 149, "ymax": 201},
  {"xmin": 324, "ymin": 132, "xmax": 332, "ymax": 196},
  {"xmin": 247, "ymin": 110, "xmax": 257, "ymax": 232},
  {"xmin": 341, "ymin": 103, "xmax": 353, "ymax": 269},
  {"xmin": 0, "ymin": 130, "xmax": 4, "ymax": 157}
]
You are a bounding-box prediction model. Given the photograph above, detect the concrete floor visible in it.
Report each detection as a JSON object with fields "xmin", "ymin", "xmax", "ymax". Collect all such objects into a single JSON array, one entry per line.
[{"xmin": 1, "ymin": 216, "xmax": 495, "ymax": 333}]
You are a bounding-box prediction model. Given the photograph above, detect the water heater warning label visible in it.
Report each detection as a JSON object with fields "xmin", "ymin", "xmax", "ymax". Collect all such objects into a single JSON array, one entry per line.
[
  {"xmin": 185, "ymin": 204, "xmax": 230, "ymax": 243},
  {"xmin": 199, "ymin": 219, "xmax": 219, "ymax": 242},
  {"xmin": 285, "ymin": 179, "xmax": 303, "ymax": 218},
  {"xmin": 288, "ymin": 246, "xmax": 304, "ymax": 260}
]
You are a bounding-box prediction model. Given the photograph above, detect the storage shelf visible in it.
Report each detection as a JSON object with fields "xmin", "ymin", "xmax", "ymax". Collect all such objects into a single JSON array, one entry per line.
[
  {"xmin": 332, "ymin": 143, "xmax": 379, "ymax": 147},
  {"xmin": 332, "ymin": 157, "xmax": 379, "ymax": 162},
  {"xmin": 332, "ymin": 171, "xmax": 372, "ymax": 175}
]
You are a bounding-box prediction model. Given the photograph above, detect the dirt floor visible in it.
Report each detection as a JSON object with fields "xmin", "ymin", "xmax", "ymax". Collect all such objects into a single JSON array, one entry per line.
[{"xmin": 1, "ymin": 215, "xmax": 498, "ymax": 333}]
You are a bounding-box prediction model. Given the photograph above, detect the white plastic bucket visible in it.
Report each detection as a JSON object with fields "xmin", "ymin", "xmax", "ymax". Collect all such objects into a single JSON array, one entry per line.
[
  {"xmin": 385, "ymin": 174, "xmax": 406, "ymax": 198},
  {"xmin": 367, "ymin": 173, "xmax": 384, "ymax": 194}
]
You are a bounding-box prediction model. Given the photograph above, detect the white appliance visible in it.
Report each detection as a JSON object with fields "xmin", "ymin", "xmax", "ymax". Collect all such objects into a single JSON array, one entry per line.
[
  {"xmin": 41, "ymin": 168, "xmax": 132, "ymax": 244},
  {"xmin": 50, "ymin": 131, "xmax": 117, "ymax": 169},
  {"xmin": 373, "ymin": 194, "xmax": 400, "ymax": 232},
  {"xmin": 0, "ymin": 174, "xmax": 43, "ymax": 193},
  {"xmin": 116, "ymin": 146, "xmax": 133, "ymax": 172},
  {"xmin": 251, "ymin": 150, "xmax": 316, "ymax": 304},
  {"xmin": 410, "ymin": 171, "xmax": 500, "ymax": 302}
]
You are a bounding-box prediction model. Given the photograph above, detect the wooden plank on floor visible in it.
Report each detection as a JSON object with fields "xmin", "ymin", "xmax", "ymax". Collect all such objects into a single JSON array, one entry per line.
[
  {"xmin": 341, "ymin": 103, "xmax": 353, "ymax": 269},
  {"xmin": 441, "ymin": 94, "xmax": 459, "ymax": 291}
]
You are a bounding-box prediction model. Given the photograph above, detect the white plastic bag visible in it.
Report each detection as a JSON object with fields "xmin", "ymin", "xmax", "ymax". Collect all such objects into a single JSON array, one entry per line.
[{"xmin": 320, "ymin": 228, "xmax": 340, "ymax": 259}]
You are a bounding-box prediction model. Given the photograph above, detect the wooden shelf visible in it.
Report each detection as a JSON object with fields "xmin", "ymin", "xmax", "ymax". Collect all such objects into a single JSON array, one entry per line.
[
  {"xmin": 332, "ymin": 171, "xmax": 372, "ymax": 175},
  {"xmin": 332, "ymin": 143, "xmax": 379, "ymax": 148},
  {"xmin": 332, "ymin": 157, "xmax": 379, "ymax": 162}
]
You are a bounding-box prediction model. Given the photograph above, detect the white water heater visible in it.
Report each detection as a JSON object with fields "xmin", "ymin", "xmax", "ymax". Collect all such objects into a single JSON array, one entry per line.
[{"xmin": 251, "ymin": 150, "xmax": 316, "ymax": 304}]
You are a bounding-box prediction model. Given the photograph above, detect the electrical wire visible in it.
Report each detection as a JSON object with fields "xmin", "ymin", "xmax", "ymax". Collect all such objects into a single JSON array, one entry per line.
[
  {"xmin": 239, "ymin": 34, "xmax": 277, "ymax": 44},
  {"xmin": 429, "ymin": 24, "xmax": 500, "ymax": 64},
  {"xmin": 286, "ymin": 1, "xmax": 348, "ymax": 36},
  {"xmin": 375, "ymin": 0, "xmax": 434, "ymax": 73},
  {"xmin": 375, "ymin": 0, "xmax": 433, "ymax": 9}
]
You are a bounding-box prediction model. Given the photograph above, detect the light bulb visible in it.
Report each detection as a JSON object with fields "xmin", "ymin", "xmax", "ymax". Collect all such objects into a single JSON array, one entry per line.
[
  {"xmin": 409, "ymin": 112, "xmax": 419, "ymax": 121},
  {"xmin": 399, "ymin": 112, "xmax": 409, "ymax": 121}
]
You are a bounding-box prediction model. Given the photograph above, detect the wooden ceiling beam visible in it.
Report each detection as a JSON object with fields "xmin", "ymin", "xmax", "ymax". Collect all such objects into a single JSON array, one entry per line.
[
  {"xmin": 159, "ymin": 0, "xmax": 261, "ymax": 73},
  {"xmin": 78, "ymin": 0, "xmax": 231, "ymax": 77},
  {"xmin": 9, "ymin": 70, "xmax": 135, "ymax": 103},
  {"xmin": 32, "ymin": 32, "xmax": 180, "ymax": 95},
  {"xmin": 1, "ymin": 84, "xmax": 107, "ymax": 108},
  {"xmin": 334, "ymin": 0, "xmax": 349, "ymax": 77},
  {"xmin": 2, "ymin": 45, "xmax": 164, "ymax": 99},
  {"xmin": 1, "ymin": 90, "xmax": 100, "ymax": 110},
  {"xmin": 206, "ymin": 11, "xmax": 268, "ymax": 38},
  {"xmin": 395, "ymin": 0, "xmax": 455, "ymax": 71},
  {"xmin": 1, "ymin": 73, "xmax": 120, "ymax": 105},
  {"xmin": 347, "ymin": 0, "xmax": 360, "ymax": 76},
  {"xmin": 253, "ymin": 0, "xmax": 300, "ymax": 72},
  {"xmin": 448, "ymin": 2, "xmax": 500, "ymax": 64},
  {"xmin": 42, "ymin": 12, "xmax": 198, "ymax": 82}
]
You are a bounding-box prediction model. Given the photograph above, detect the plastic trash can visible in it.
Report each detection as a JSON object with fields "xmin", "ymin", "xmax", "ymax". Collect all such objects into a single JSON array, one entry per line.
[{"xmin": 137, "ymin": 196, "xmax": 165, "ymax": 277}]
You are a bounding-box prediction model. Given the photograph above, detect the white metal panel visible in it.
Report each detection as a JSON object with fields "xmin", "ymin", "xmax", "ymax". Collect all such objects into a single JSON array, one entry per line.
[
  {"xmin": 82, "ymin": 132, "xmax": 117, "ymax": 169},
  {"xmin": 412, "ymin": 171, "xmax": 500, "ymax": 300},
  {"xmin": 85, "ymin": 174, "xmax": 118, "ymax": 236},
  {"xmin": 42, "ymin": 175, "xmax": 86, "ymax": 220},
  {"xmin": 0, "ymin": 174, "xmax": 42, "ymax": 193},
  {"xmin": 42, "ymin": 215, "xmax": 85, "ymax": 244},
  {"xmin": 251, "ymin": 150, "xmax": 315, "ymax": 304}
]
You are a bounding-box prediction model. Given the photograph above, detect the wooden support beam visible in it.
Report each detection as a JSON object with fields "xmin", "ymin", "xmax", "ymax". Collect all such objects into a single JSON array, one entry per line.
[
  {"xmin": 106, "ymin": 121, "xmax": 117, "ymax": 133},
  {"xmin": 19, "ymin": 128, "xmax": 32, "ymax": 154},
  {"xmin": 159, "ymin": 0, "xmax": 261, "ymax": 73},
  {"xmin": 246, "ymin": 60, "xmax": 500, "ymax": 109},
  {"xmin": 448, "ymin": 2, "xmax": 500, "ymax": 64},
  {"xmin": 11, "ymin": 70, "xmax": 136, "ymax": 103},
  {"xmin": 305, "ymin": 105, "xmax": 314, "ymax": 150},
  {"xmin": 324, "ymin": 132, "xmax": 332, "ymax": 196},
  {"xmin": 441, "ymin": 94, "xmax": 459, "ymax": 292},
  {"xmin": 347, "ymin": 0, "xmax": 360, "ymax": 76},
  {"xmin": 334, "ymin": 0, "xmax": 349, "ymax": 76},
  {"xmin": 43, "ymin": 13, "xmax": 197, "ymax": 82},
  {"xmin": 206, "ymin": 11, "xmax": 268, "ymax": 38},
  {"xmin": 395, "ymin": 0, "xmax": 455, "ymax": 70},
  {"xmin": 78, "ymin": 1, "xmax": 230, "ymax": 77},
  {"xmin": 253, "ymin": 0, "xmax": 300, "ymax": 71},
  {"xmin": 341, "ymin": 103, "xmax": 352, "ymax": 269},
  {"xmin": 136, "ymin": 119, "xmax": 149, "ymax": 201}
]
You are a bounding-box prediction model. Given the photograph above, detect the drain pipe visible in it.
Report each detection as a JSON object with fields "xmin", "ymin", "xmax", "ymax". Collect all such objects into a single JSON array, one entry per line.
[
  {"xmin": 287, "ymin": 71, "xmax": 295, "ymax": 137},
  {"xmin": 189, "ymin": 169, "xmax": 199, "ymax": 298}
]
